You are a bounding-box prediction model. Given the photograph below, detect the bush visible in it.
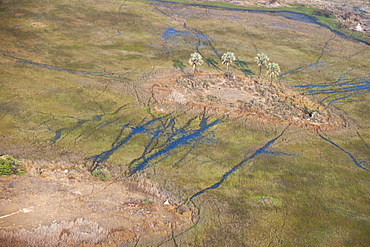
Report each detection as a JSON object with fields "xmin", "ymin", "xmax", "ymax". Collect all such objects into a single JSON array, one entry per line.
[
  {"xmin": 0, "ymin": 155, "xmax": 26, "ymax": 176},
  {"xmin": 313, "ymin": 9, "xmax": 333, "ymax": 18},
  {"xmin": 91, "ymin": 168, "xmax": 110, "ymax": 181}
]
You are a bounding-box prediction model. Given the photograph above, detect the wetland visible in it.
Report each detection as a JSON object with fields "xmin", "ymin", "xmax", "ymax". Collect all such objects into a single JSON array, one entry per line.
[{"xmin": 0, "ymin": 0, "xmax": 369, "ymax": 246}]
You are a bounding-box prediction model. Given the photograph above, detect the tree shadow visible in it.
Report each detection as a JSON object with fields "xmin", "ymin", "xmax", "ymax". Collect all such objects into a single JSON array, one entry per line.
[
  {"xmin": 173, "ymin": 59, "xmax": 186, "ymax": 73},
  {"xmin": 234, "ymin": 60, "xmax": 254, "ymax": 76},
  {"xmin": 204, "ymin": 58, "xmax": 221, "ymax": 71}
]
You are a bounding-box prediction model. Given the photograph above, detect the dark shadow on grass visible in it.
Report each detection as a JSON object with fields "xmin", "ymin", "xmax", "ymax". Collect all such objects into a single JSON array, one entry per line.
[
  {"xmin": 173, "ymin": 59, "xmax": 186, "ymax": 73},
  {"xmin": 2, "ymin": 54, "xmax": 129, "ymax": 79},
  {"xmin": 234, "ymin": 59, "xmax": 254, "ymax": 76}
]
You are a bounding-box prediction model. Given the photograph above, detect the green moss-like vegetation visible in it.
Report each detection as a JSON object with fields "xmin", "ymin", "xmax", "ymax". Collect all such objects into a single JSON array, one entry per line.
[
  {"xmin": 0, "ymin": 155, "xmax": 26, "ymax": 176},
  {"xmin": 91, "ymin": 168, "xmax": 110, "ymax": 181}
]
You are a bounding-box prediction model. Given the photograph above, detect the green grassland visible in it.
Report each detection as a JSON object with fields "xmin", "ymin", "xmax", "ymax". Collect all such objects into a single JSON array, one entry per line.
[{"xmin": 1, "ymin": 0, "xmax": 369, "ymax": 246}]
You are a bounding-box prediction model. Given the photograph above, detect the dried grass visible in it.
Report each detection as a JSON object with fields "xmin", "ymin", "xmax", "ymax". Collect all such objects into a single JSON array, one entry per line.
[
  {"xmin": 127, "ymin": 175, "xmax": 181, "ymax": 203},
  {"xmin": 0, "ymin": 218, "xmax": 108, "ymax": 247}
]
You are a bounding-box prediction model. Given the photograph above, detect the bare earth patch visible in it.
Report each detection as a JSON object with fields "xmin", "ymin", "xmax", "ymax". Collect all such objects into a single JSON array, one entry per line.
[
  {"xmin": 0, "ymin": 163, "xmax": 193, "ymax": 246},
  {"xmin": 30, "ymin": 22, "xmax": 45, "ymax": 27},
  {"xmin": 145, "ymin": 72, "xmax": 345, "ymax": 130}
]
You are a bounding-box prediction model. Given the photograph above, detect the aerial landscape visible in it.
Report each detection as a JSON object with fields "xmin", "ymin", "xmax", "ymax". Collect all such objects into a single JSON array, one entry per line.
[{"xmin": 0, "ymin": 0, "xmax": 369, "ymax": 246}]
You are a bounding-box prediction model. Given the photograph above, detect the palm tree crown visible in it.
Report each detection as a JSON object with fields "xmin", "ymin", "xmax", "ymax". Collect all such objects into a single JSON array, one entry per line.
[
  {"xmin": 266, "ymin": 62, "xmax": 281, "ymax": 84},
  {"xmin": 221, "ymin": 52, "xmax": 236, "ymax": 77},
  {"xmin": 255, "ymin": 53, "xmax": 269, "ymax": 74},
  {"xmin": 188, "ymin": 52, "xmax": 203, "ymax": 74}
]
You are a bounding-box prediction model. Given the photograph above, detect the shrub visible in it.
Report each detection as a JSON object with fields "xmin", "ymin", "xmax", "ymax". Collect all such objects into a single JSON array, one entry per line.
[
  {"xmin": 0, "ymin": 155, "xmax": 26, "ymax": 176},
  {"xmin": 313, "ymin": 9, "xmax": 333, "ymax": 18},
  {"xmin": 91, "ymin": 168, "xmax": 110, "ymax": 181}
]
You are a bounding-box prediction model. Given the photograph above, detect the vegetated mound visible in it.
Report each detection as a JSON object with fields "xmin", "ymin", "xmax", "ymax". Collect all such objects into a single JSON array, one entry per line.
[
  {"xmin": 0, "ymin": 161, "xmax": 194, "ymax": 246},
  {"xmin": 146, "ymin": 73, "xmax": 344, "ymax": 130}
]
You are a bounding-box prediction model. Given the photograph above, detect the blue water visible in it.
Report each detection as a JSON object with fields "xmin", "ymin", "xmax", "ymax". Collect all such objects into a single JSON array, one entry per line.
[
  {"xmin": 93, "ymin": 115, "xmax": 103, "ymax": 121},
  {"xmin": 87, "ymin": 116, "xmax": 220, "ymax": 173},
  {"xmin": 296, "ymin": 78, "xmax": 370, "ymax": 94},
  {"xmin": 151, "ymin": 0, "xmax": 370, "ymax": 46},
  {"xmin": 162, "ymin": 28, "xmax": 187, "ymax": 40},
  {"xmin": 162, "ymin": 27, "xmax": 221, "ymax": 57},
  {"xmin": 189, "ymin": 126, "xmax": 289, "ymax": 200},
  {"xmin": 327, "ymin": 94, "xmax": 353, "ymax": 106},
  {"xmin": 52, "ymin": 129, "xmax": 63, "ymax": 143},
  {"xmin": 335, "ymin": 68, "xmax": 355, "ymax": 83},
  {"xmin": 88, "ymin": 117, "xmax": 165, "ymax": 171},
  {"xmin": 318, "ymin": 133, "xmax": 369, "ymax": 172},
  {"xmin": 129, "ymin": 117, "xmax": 219, "ymax": 175},
  {"xmin": 11, "ymin": 24, "xmax": 26, "ymax": 28},
  {"xmin": 295, "ymin": 77, "xmax": 370, "ymax": 105},
  {"xmin": 163, "ymin": 27, "xmax": 210, "ymax": 44},
  {"xmin": 278, "ymin": 11, "xmax": 317, "ymax": 24},
  {"xmin": 152, "ymin": 0, "xmax": 317, "ymax": 24}
]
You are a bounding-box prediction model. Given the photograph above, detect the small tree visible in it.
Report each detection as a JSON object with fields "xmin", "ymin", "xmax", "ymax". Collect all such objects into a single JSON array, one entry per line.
[
  {"xmin": 221, "ymin": 52, "xmax": 236, "ymax": 77},
  {"xmin": 188, "ymin": 52, "xmax": 203, "ymax": 75},
  {"xmin": 266, "ymin": 62, "xmax": 281, "ymax": 86},
  {"xmin": 255, "ymin": 53, "xmax": 269, "ymax": 75}
]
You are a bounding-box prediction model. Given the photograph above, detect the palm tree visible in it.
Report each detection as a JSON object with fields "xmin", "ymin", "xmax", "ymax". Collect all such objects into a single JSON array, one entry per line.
[
  {"xmin": 188, "ymin": 52, "xmax": 203, "ymax": 75},
  {"xmin": 266, "ymin": 62, "xmax": 281, "ymax": 86},
  {"xmin": 255, "ymin": 53, "xmax": 269, "ymax": 75},
  {"xmin": 221, "ymin": 52, "xmax": 236, "ymax": 77}
]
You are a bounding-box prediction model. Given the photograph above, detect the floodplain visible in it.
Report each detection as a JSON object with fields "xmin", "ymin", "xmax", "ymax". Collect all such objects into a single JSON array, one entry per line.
[{"xmin": 0, "ymin": 0, "xmax": 369, "ymax": 246}]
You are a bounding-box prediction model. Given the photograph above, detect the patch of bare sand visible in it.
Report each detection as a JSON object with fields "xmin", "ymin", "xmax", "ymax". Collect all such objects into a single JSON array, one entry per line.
[{"xmin": 0, "ymin": 163, "xmax": 193, "ymax": 246}]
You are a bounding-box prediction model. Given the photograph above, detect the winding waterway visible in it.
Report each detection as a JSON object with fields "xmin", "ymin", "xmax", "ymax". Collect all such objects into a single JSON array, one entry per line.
[
  {"xmin": 150, "ymin": 0, "xmax": 370, "ymax": 46},
  {"xmin": 3, "ymin": 0, "xmax": 368, "ymax": 201}
]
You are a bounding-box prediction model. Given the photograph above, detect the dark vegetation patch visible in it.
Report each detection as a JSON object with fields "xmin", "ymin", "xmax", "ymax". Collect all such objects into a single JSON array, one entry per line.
[{"xmin": 0, "ymin": 155, "xmax": 26, "ymax": 176}]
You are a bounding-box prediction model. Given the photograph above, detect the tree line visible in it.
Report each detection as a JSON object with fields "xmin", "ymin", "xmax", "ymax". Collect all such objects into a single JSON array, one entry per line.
[{"xmin": 188, "ymin": 52, "xmax": 281, "ymax": 85}]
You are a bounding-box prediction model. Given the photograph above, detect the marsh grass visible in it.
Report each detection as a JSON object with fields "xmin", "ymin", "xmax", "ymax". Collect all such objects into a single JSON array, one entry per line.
[
  {"xmin": 147, "ymin": 118, "xmax": 370, "ymax": 245},
  {"xmin": 1, "ymin": 0, "xmax": 369, "ymax": 246},
  {"xmin": 150, "ymin": 0, "xmax": 370, "ymax": 44}
]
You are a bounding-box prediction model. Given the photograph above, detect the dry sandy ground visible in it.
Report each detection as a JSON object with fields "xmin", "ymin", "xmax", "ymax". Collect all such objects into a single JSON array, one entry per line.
[{"xmin": 0, "ymin": 163, "xmax": 193, "ymax": 246}]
